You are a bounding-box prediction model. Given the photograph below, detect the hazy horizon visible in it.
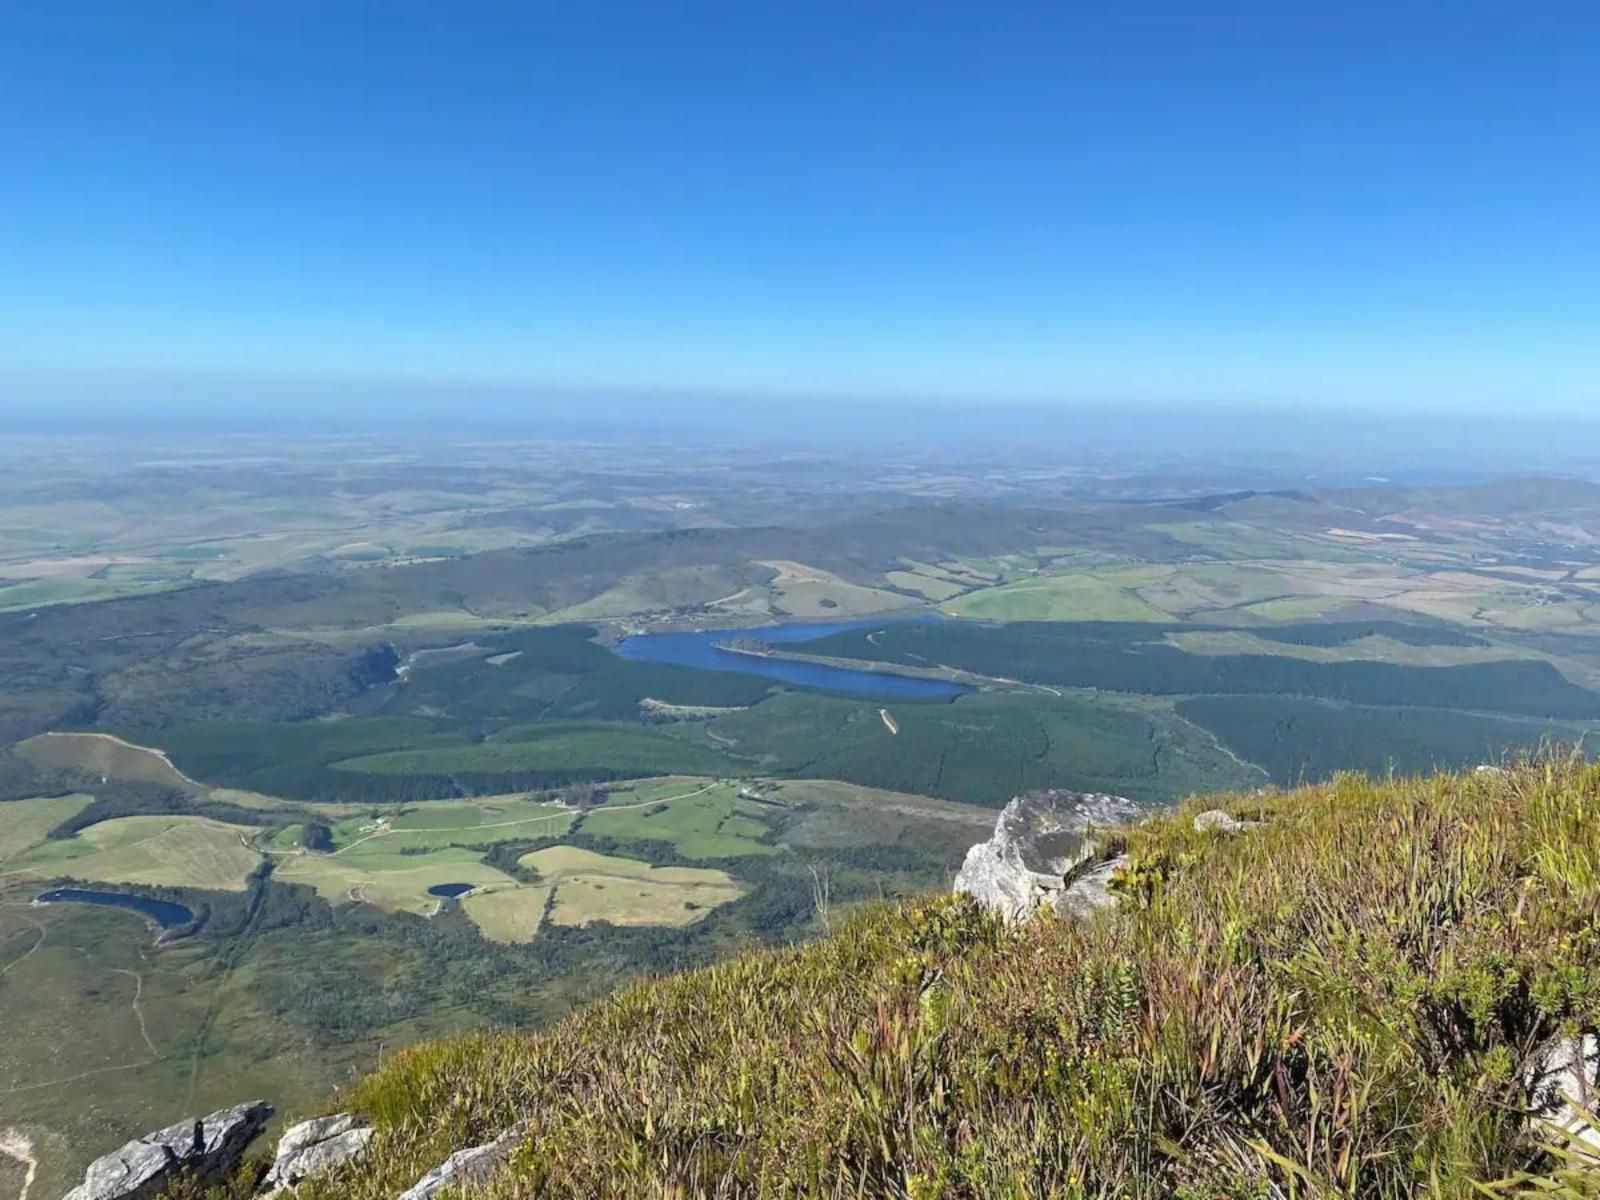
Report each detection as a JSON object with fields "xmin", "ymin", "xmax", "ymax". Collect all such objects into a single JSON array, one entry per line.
[{"xmin": 4, "ymin": 2, "xmax": 1598, "ymax": 416}]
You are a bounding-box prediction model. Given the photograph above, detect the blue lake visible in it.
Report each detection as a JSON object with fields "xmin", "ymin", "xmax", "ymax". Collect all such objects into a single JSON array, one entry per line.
[
  {"xmin": 615, "ymin": 619, "xmax": 971, "ymax": 700},
  {"xmin": 36, "ymin": 887, "xmax": 194, "ymax": 929}
]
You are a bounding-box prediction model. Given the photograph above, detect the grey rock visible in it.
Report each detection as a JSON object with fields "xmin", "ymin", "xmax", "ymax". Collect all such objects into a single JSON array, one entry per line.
[
  {"xmin": 263, "ymin": 1112, "xmax": 374, "ymax": 1191},
  {"xmin": 954, "ymin": 789, "xmax": 1137, "ymax": 923},
  {"xmin": 1054, "ymin": 854, "xmax": 1130, "ymax": 920},
  {"xmin": 1528, "ymin": 1035, "xmax": 1600, "ymax": 1155},
  {"xmin": 396, "ymin": 1127, "xmax": 521, "ymax": 1200},
  {"xmin": 1192, "ymin": 809, "xmax": 1253, "ymax": 835},
  {"xmin": 63, "ymin": 1101, "xmax": 272, "ymax": 1200}
]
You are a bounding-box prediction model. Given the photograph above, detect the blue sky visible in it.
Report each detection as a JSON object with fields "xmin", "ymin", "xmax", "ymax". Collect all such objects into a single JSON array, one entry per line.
[{"xmin": 2, "ymin": 2, "xmax": 1597, "ymax": 415}]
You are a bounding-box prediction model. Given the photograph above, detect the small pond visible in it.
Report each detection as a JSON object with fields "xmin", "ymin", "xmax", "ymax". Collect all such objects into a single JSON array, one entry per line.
[
  {"xmin": 36, "ymin": 887, "xmax": 194, "ymax": 929},
  {"xmin": 427, "ymin": 882, "xmax": 476, "ymax": 899}
]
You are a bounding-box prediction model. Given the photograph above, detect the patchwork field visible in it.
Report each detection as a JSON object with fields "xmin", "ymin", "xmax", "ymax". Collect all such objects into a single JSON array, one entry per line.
[
  {"xmin": 755, "ymin": 560, "xmax": 919, "ymax": 618},
  {"xmin": 304, "ymin": 796, "xmax": 576, "ymax": 855},
  {"xmin": 274, "ymin": 846, "xmax": 517, "ymax": 915},
  {"xmin": 3, "ymin": 815, "xmax": 262, "ymax": 891},
  {"xmin": 883, "ymin": 569, "xmax": 967, "ymax": 602},
  {"xmin": 522, "ymin": 845, "xmax": 744, "ymax": 928},
  {"xmin": 580, "ymin": 782, "xmax": 778, "ymax": 858}
]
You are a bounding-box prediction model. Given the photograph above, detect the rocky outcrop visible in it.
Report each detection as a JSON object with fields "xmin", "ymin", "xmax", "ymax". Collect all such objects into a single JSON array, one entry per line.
[
  {"xmin": 63, "ymin": 1101, "xmax": 272, "ymax": 1200},
  {"xmin": 1528, "ymin": 1034, "xmax": 1600, "ymax": 1155},
  {"xmin": 1192, "ymin": 809, "xmax": 1254, "ymax": 835},
  {"xmin": 262, "ymin": 1113, "xmax": 374, "ymax": 1192},
  {"xmin": 954, "ymin": 789, "xmax": 1138, "ymax": 922},
  {"xmin": 1053, "ymin": 854, "xmax": 1129, "ymax": 920},
  {"xmin": 397, "ymin": 1127, "xmax": 523, "ymax": 1200}
]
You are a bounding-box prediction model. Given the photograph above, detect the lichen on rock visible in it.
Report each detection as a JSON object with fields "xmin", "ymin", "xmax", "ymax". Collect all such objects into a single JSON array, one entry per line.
[{"xmin": 954, "ymin": 788, "xmax": 1138, "ymax": 922}]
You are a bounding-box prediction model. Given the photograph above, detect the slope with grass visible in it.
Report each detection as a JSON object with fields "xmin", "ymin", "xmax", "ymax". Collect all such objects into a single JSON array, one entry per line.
[
  {"xmin": 4, "ymin": 814, "xmax": 263, "ymax": 891},
  {"xmin": 0, "ymin": 794, "xmax": 94, "ymax": 863},
  {"xmin": 298, "ymin": 761, "xmax": 1600, "ymax": 1199}
]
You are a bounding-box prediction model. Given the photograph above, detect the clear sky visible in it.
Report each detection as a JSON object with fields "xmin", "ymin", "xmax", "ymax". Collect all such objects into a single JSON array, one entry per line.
[{"xmin": 2, "ymin": 2, "xmax": 1597, "ymax": 415}]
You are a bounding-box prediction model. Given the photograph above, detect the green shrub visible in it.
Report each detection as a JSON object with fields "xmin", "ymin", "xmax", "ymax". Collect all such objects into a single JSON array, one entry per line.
[{"xmin": 298, "ymin": 760, "xmax": 1600, "ymax": 1199}]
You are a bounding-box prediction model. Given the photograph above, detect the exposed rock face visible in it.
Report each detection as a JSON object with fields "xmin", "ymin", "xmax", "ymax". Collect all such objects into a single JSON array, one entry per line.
[
  {"xmin": 954, "ymin": 789, "xmax": 1138, "ymax": 922},
  {"xmin": 1528, "ymin": 1034, "xmax": 1600, "ymax": 1155},
  {"xmin": 397, "ymin": 1128, "xmax": 521, "ymax": 1200},
  {"xmin": 63, "ymin": 1101, "xmax": 272, "ymax": 1200},
  {"xmin": 262, "ymin": 1112, "xmax": 374, "ymax": 1191},
  {"xmin": 1054, "ymin": 854, "xmax": 1130, "ymax": 920}
]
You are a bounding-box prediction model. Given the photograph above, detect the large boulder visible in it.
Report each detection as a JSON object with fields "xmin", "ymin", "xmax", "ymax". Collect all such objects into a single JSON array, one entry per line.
[
  {"xmin": 262, "ymin": 1112, "xmax": 374, "ymax": 1192},
  {"xmin": 63, "ymin": 1101, "xmax": 272, "ymax": 1200},
  {"xmin": 397, "ymin": 1127, "xmax": 522, "ymax": 1200},
  {"xmin": 954, "ymin": 789, "xmax": 1138, "ymax": 922},
  {"xmin": 1053, "ymin": 854, "xmax": 1129, "ymax": 920}
]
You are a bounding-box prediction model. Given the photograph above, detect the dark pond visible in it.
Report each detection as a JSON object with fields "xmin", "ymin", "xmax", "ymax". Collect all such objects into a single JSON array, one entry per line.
[
  {"xmin": 615, "ymin": 619, "xmax": 971, "ymax": 700},
  {"xmin": 427, "ymin": 882, "xmax": 476, "ymax": 898},
  {"xmin": 36, "ymin": 887, "xmax": 194, "ymax": 928}
]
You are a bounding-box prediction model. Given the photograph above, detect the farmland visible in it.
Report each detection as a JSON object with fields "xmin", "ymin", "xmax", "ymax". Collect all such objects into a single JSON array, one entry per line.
[
  {"xmin": 460, "ymin": 885, "xmax": 552, "ymax": 943},
  {"xmin": 0, "ymin": 794, "xmax": 93, "ymax": 863},
  {"xmin": 579, "ymin": 782, "xmax": 778, "ymax": 858},
  {"xmin": 4, "ymin": 814, "xmax": 263, "ymax": 891},
  {"xmin": 943, "ymin": 567, "xmax": 1176, "ymax": 621},
  {"xmin": 11, "ymin": 452, "xmax": 1600, "ymax": 1191},
  {"xmin": 274, "ymin": 847, "xmax": 518, "ymax": 915},
  {"xmin": 524, "ymin": 845, "xmax": 745, "ymax": 928}
]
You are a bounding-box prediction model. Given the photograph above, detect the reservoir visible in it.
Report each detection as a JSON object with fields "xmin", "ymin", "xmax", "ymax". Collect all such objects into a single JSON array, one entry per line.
[
  {"xmin": 36, "ymin": 887, "xmax": 194, "ymax": 929},
  {"xmin": 427, "ymin": 882, "xmax": 476, "ymax": 899},
  {"xmin": 615, "ymin": 619, "xmax": 971, "ymax": 700}
]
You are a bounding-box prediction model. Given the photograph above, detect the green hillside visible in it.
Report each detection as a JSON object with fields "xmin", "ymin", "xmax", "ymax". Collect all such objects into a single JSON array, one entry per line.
[{"xmin": 285, "ymin": 760, "xmax": 1600, "ymax": 1199}]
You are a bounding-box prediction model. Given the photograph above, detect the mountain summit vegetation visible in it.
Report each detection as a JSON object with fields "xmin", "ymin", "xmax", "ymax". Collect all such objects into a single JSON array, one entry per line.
[{"xmin": 272, "ymin": 759, "xmax": 1600, "ymax": 1199}]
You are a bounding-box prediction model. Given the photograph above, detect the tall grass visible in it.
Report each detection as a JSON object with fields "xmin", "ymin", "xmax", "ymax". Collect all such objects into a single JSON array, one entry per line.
[{"xmin": 294, "ymin": 761, "xmax": 1600, "ymax": 1199}]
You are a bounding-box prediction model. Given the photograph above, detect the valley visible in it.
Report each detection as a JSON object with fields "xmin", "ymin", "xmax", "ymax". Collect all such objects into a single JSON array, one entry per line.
[{"xmin": 8, "ymin": 438, "xmax": 1600, "ymax": 1191}]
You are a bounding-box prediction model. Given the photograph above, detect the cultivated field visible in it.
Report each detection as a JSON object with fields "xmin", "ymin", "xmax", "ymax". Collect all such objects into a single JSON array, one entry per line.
[
  {"xmin": 460, "ymin": 885, "xmax": 552, "ymax": 943},
  {"xmin": 522, "ymin": 845, "xmax": 744, "ymax": 928},
  {"xmin": 581, "ymin": 782, "xmax": 778, "ymax": 858},
  {"xmin": 754, "ymin": 560, "xmax": 919, "ymax": 618},
  {"xmin": 3, "ymin": 815, "xmax": 262, "ymax": 891},
  {"xmin": 943, "ymin": 569, "xmax": 1174, "ymax": 621},
  {"xmin": 0, "ymin": 795, "xmax": 93, "ymax": 864},
  {"xmin": 274, "ymin": 846, "xmax": 518, "ymax": 915},
  {"xmin": 304, "ymin": 796, "xmax": 575, "ymax": 855}
]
